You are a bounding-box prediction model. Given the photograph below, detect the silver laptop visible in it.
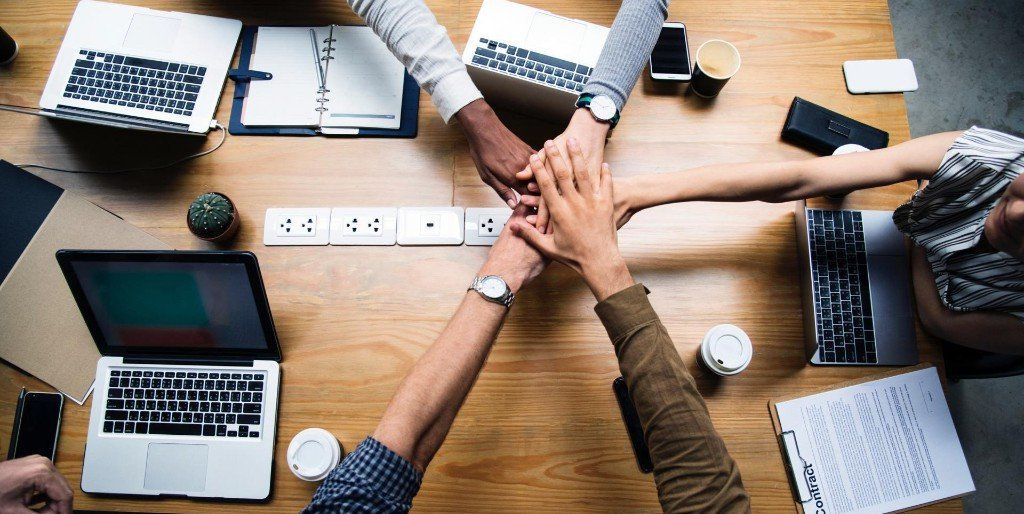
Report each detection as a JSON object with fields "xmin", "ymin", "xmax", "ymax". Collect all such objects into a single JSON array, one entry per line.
[
  {"xmin": 38, "ymin": 0, "xmax": 241, "ymax": 135},
  {"xmin": 795, "ymin": 204, "xmax": 918, "ymax": 366},
  {"xmin": 462, "ymin": 0, "xmax": 609, "ymax": 122},
  {"xmin": 57, "ymin": 250, "xmax": 281, "ymax": 501}
]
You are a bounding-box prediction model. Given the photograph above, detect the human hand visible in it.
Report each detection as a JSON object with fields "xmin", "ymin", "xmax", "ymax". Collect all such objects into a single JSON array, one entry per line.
[
  {"xmin": 521, "ymin": 174, "xmax": 638, "ymax": 229},
  {"xmin": 510, "ymin": 138, "xmax": 634, "ymax": 301},
  {"xmin": 478, "ymin": 203, "xmax": 548, "ymax": 294},
  {"xmin": 515, "ymin": 108, "xmax": 611, "ymax": 232},
  {"xmin": 0, "ymin": 455, "xmax": 73, "ymax": 514},
  {"xmin": 455, "ymin": 99, "xmax": 536, "ymax": 208}
]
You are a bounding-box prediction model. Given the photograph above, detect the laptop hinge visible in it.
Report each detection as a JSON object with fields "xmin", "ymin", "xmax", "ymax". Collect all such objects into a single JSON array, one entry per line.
[{"xmin": 122, "ymin": 357, "xmax": 255, "ymax": 367}]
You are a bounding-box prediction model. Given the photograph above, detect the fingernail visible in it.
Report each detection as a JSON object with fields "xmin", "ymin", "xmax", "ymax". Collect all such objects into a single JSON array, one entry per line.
[
  {"xmin": 507, "ymin": 199, "xmax": 517, "ymax": 208},
  {"xmin": 526, "ymin": 215, "xmax": 537, "ymax": 223}
]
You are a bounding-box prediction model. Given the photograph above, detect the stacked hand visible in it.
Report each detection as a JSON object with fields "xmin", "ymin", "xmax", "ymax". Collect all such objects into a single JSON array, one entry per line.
[
  {"xmin": 456, "ymin": 99, "xmax": 536, "ymax": 208},
  {"xmin": 0, "ymin": 455, "xmax": 73, "ymax": 514},
  {"xmin": 478, "ymin": 203, "xmax": 548, "ymax": 294},
  {"xmin": 511, "ymin": 138, "xmax": 634, "ymax": 301}
]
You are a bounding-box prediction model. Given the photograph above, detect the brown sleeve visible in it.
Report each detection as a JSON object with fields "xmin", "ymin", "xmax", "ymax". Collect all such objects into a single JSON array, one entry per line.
[{"xmin": 595, "ymin": 284, "xmax": 751, "ymax": 513}]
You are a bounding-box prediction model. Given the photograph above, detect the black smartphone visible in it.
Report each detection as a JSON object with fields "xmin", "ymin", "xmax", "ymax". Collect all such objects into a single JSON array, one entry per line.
[
  {"xmin": 648, "ymin": 22, "xmax": 691, "ymax": 82},
  {"xmin": 8, "ymin": 389, "xmax": 64, "ymax": 461},
  {"xmin": 612, "ymin": 377, "xmax": 653, "ymax": 473}
]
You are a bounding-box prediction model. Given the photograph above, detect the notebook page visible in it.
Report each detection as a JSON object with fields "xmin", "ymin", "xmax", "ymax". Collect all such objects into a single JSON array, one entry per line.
[
  {"xmin": 775, "ymin": 367, "xmax": 974, "ymax": 514},
  {"xmin": 320, "ymin": 26, "xmax": 404, "ymax": 130},
  {"xmin": 241, "ymin": 26, "xmax": 330, "ymax": 127}
]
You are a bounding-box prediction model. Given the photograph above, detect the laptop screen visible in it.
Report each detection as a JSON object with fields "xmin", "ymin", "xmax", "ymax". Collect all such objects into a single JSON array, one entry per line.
[{"xmin": 57, "ymin": 251, "xmax": 281, "ymax": 360}]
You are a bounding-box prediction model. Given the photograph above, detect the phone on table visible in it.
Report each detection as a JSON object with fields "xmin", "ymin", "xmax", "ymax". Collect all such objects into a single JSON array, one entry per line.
[
  {"xmin": 843, "ymin": 59, "xmax": 919, "ymax": 94},
  {"xmin": 612, "ymin": 377, "xmax": 653, "ymax": 473},
  {"xmin": 8, "ymin": 389, "xmax": 64, "ymax": 461},
  {"xmin": 649, "ymin": 22, "xmax": 691, "ymax": 82}
]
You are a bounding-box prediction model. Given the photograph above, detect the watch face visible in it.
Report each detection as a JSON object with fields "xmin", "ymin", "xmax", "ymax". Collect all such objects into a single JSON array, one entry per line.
[
  {"xmin": 478, "ymin": 276, "xmax": 507, "ymax": 298},
  {"xmin": 590, "ymin": 95, "xmax": 616, "ymax": 121}
]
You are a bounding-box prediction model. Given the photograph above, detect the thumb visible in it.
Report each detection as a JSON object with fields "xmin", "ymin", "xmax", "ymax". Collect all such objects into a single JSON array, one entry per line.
[
  {"xmin": 485, "ymin": 174, "xmax": 519, "ymax": 208},
  {"xmin": 510, "ymin": 221, "xmax": 558, "ymax": 257}
]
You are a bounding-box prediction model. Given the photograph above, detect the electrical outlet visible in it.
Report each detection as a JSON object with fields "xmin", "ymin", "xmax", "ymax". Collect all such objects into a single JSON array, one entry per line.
[
  {"xmin": 396, "ymin": 207, "xmax": 464, "ymax": 245},
  {"xmin": 465, "ymin": 207, "xmax": 512, "ymax": 246},
  {"xmin": 263, "ymin": 208, "xmax": 331, "ymax": 246},
  {"xmin": 329, "ymin": 208, "xmax": 398, "ymax": 246}
]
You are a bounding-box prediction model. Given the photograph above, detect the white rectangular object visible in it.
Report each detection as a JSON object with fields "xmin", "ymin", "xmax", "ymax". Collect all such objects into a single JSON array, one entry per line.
[
  {"xmin": 397, "ymin": 207, "xmax": 464, "ymax": 245},
  {"xmin": 39, "ymin": 0, "xmax": 241, "ymax": 134},
  {"xmin": 263, "ymin": 208, "xmax": 331, "ymax": 245},
  {"xmin": 775, "ymin": 367, "xmax": 974, "ymax": 514},
  {"xmin": 465, "ymin": 207, "xmax": 512, "ymax": 246},
  {"xmin": 329, "ymin": 207, "xmax": 398, "ymax": 246},
  {"xmin": 843, "ymin": 59, "xmax": 918, "ymax": 94}
]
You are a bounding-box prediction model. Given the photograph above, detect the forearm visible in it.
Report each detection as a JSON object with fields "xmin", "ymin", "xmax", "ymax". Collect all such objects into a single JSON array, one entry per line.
[
  {"xmin": 910, "ymin": 247, "xmax": 1024, "ymax": 354},
  {"xmin": 583, "ymin": 0, "xmax": 669, "ymax": 111},
  {"xmin": 372, "ymin": 292, "xmax": 506, "ymax": 470},
  {"xmin": 595, "ymin": 284, "xmax": 749, "ymax": 513},
  {"xmin": 348, "ymin": 0, "xmax": 481, "ymax": 122}
]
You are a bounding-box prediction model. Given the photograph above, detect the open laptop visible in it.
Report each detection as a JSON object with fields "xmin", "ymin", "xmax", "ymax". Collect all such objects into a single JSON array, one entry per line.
[
  {"xmin": 462, "ymin": 0, "xmax": 609, "ymax": 122},
  {"xmin": 37, "ymin": 0, "xmax": 241, "ymax": 135},
  {"xmin": 795, "ymin": 203, "xmax": 919, "ymax": 366},
  {"xmin": 56, "ymin": 250, "xmax": 281, "ymax": 500}
]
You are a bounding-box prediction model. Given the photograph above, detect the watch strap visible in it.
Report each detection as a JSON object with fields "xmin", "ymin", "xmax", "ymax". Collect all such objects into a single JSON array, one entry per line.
[
  {"xmin": 576, "ymin": 93, "xmax": 620, "ymax": 129},
  {"xmin": 468, "ymin": 276, "xmax": 515, "ymax": 308}
]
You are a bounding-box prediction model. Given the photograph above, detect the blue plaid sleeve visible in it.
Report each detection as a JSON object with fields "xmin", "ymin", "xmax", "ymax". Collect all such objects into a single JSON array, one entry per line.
[{"xmin": 302, "ymin": 437, "xmax": 423, "ymax": 514}]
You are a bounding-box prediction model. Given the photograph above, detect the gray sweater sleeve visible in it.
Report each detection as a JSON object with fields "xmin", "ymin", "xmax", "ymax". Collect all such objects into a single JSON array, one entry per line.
[{"xmin": 582, "ymin": 0, "xmax": 669, "ymax": 112}]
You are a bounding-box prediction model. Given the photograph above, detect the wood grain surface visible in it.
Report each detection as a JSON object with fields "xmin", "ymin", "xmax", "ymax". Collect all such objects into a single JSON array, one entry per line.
[{"xmin": 0, "ymin": 0, "xmax": 960, "ymax": 512}]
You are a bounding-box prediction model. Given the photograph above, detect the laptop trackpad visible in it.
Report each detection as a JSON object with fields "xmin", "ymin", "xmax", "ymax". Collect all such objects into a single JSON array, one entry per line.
[
  {"xmin": 124, "ymin": 14, "xmax": 181, "ymax": 53},
  {"xmin": 144, "ymin": 443, "xmax": 208, "ymax": 492}
]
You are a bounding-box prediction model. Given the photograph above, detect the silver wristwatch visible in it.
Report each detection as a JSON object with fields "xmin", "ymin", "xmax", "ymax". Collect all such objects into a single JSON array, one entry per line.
[{"xmin": 468, "ymin": 275, "xmax": 514, "ymax": 308}]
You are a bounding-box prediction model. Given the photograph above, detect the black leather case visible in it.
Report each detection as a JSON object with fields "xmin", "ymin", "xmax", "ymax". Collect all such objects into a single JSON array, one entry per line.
[{"xmin": 781, "ymin": 97, "xmax": 889, "ymax": 155}]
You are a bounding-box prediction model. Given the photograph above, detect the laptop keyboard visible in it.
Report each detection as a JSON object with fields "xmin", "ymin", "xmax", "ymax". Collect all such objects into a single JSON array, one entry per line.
[
  {"xmin": 63, "ymin": 49, "xmax": 205, "ymax": 117},
  {"xmin": 807, "ymin": 210, "xmax": 877, "ymax": 364},
  {"xmin": 103, "ymin": 369, "xmax": 266, "ymax": 439},
  {"xmin": 470, "ymin": 38, "xmax": 592, "ymax": 93}
]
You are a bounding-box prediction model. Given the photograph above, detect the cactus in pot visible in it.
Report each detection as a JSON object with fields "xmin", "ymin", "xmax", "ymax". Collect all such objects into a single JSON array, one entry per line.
[{"xmin": 187, "ymin": 192, "xmax": 239, "ymax": 242}]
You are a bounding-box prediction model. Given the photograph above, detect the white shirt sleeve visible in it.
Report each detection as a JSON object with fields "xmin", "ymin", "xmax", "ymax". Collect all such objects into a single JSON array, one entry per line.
[{"xmin": 348, "ymin": 0, "xmax": 483, "ymax": 123}]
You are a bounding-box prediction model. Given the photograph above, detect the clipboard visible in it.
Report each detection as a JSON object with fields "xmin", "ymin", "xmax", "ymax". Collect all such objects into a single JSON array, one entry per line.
[
  {"xmin": 227, "ymin": 25, "xmax": 420, "ymax": 138},
  {"xmin": 767, "ymin": 363, "xmax": 965, "ymax": 513}
]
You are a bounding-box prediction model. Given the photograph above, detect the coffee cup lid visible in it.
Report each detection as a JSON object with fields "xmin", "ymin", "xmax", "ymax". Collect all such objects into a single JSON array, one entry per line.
[
  {"xmin": 701, "ymin": 324, "xmax": 752, "ymax": 375},
  {"xmin": 833, "ymin": 144, "xmax": 869, "ymax": 155},
  {"xmin": 287, "ymin": 428, "xmax": 342, "ymax": 481}
]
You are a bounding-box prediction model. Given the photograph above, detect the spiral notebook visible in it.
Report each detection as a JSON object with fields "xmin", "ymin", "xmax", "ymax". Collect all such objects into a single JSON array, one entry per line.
[{"xmin": 236, "ymin": 25, "xmax": 409, "ymax": 135}]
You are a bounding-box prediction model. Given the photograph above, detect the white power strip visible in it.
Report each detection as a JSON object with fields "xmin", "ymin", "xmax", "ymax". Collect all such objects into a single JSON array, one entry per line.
[{"xmin": 265, "ymin": 207, "xmax": 511, "ymax": 247}]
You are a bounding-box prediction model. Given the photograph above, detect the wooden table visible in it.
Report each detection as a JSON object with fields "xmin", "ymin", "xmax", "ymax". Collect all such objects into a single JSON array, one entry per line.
[{"xmin": 0, "ymin": 0, "xmax": 959, "ymax": 512}]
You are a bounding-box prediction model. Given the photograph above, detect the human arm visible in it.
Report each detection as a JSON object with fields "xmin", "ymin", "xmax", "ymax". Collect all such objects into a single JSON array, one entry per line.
[
  {"xmin": 304, "ymin": 206, "xmax": 546, "ymax": 513},
  {"xmin": 601, "ymin": 131, "xmax": 962, "ymax": 226},
  {"xmin": 371, "ymin": 206, "xmax": 547, "ymax": 468},
  {"xmin": 510, "ymin": 140, "xmax": 749, "ymax": 512},
  {"xmin": 0, "ymin": 455, "xmax": 74, "ymax": 514},
  {"xmin": 910, "ymin": 246, "xmax": 1024, "ymax": 354},
  {"xmin": 516, "ymin": 0, "xmax": 669, "ymax": 230},
  {"xmin": 347, "ymin": 0, "xmax": 534, "ymax": 205}
]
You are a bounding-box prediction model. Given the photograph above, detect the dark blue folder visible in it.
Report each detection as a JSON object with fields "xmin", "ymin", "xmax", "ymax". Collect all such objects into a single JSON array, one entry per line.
[{"xmin": 227, "ymin": 26, "xmax": 419, "ymax": 138}]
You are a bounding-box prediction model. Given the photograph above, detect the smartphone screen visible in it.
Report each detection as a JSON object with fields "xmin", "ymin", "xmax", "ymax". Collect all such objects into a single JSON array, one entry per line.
[
  {"xmin": 10, "ymin": 392, "xmax": 63, "ymax": 461},
  {"xmin": 650, "ymin": 25, "xmax": 690, "ymax": 76}
]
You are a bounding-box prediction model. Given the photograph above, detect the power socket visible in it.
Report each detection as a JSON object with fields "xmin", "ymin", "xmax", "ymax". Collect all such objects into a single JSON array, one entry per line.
[
  {"xmin": 329, "ymin": 207, "xmax": 398, "ymax": 246},
  {"xmin": 263, "ymin": 208, "xmax": 331, "ymax": 246},
  {"xmin": 465, "ymin": 207, "xmax": 512, "ymax": 246},
  {"xmin": 396, "ymin": 207, "xmax": 464, "ymax": 245}
]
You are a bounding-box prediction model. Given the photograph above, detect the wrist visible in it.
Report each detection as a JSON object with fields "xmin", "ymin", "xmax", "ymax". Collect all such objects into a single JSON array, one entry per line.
[
  {"xmin": 454, "ymin": 98, "xmax": 495, "ymax": 137},
  {"xmin": 477, "ymin": 262, "xmax": 526, "ymax": 294},
  {"xmin": 571, "ymin": 107, "xmax": 611, "ymax": 141},
  {"xmin": 580, "ymin": 254, "xmax": 634, "ymax": 302}
]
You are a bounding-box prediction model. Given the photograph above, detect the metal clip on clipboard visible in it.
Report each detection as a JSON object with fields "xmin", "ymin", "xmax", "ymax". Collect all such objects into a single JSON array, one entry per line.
[{"xmin": 778, "ymin": 430, "xmax": 814, "ymax": 504}]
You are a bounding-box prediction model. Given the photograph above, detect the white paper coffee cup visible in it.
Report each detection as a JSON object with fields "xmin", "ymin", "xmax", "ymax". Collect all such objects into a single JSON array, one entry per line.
[
  {"xmin": 287, "ymin": 428, "xmax": 343, "ymax": 482},
  {"xmin": 699, "ymin": 324, "xmax": 753, "ymax": 376}
]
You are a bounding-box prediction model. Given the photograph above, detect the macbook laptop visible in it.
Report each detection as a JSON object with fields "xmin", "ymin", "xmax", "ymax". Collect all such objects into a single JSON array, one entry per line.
[
  {"xmin": 37, "ymin": 0, "xmax": 241, "ymax": 135},
  {"xmin": 795, "ymin": 204, "xmax": 918, "ymax": 366},
  {"xmin": 462, "ymin": 0, "xmax": 609, "ymax": 122},
  {"xmin": 57, "ymin": 250, "xmax": 281, "ymax": 500}
]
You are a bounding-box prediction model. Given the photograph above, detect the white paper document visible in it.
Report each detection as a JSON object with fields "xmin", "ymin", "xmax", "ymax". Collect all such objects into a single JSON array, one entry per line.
[
  {"xmin": 242, "ymin": 25, "xmax": 404, "ymax": 131},
  {"xmin": 776, "ymin": 367, "xmax": 974, "ymax": 514}
]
